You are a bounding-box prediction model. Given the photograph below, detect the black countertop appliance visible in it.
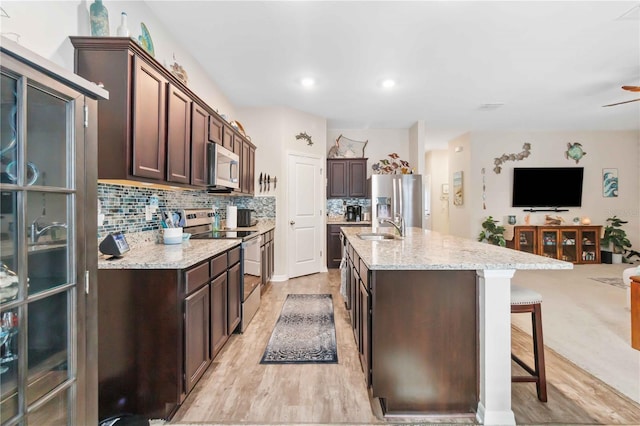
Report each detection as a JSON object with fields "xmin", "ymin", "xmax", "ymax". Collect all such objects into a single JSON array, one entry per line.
[
  {"xmin": 345, "ymin": 205, "xmax": 362, "ymax": 222},
  {"xmin": 237, "ymin": 208, "xmax": 257, "ymax": 227}
]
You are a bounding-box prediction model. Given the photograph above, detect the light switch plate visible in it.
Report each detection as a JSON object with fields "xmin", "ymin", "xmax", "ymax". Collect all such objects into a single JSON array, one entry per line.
[{"xmin": 145, "ymin": 205, "xmax": 153, "ymax": 221}]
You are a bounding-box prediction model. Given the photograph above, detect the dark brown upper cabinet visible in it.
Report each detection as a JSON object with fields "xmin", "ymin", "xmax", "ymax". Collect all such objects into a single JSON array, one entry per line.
[
  {"xmin": 167, "ymin": 83, "xmax": 191, "ymax": 184},
  {"xmin": 190, "ymin": 102, "xmax": 209, "ymax": 187},
  {"xmin": 223, "ymin": 125, "xmax": 235, "ymax": 153},
  {"xmin": 70, "ymin": 37, "xmax": 254, "ymax": 190},
  {"xmin": 327, "ymin": 158, "xmax": 368, "ymax": 198},
  {"xmin": 208, "ymin": 114, "xmax": 224, "ymax": 145},
  {"xmin": 132, "ymin": 56, "xmax": 167, "ymax": 180}
]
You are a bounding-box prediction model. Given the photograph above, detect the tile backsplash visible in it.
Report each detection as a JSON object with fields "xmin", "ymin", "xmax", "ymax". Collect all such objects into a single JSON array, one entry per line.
[
  {"xmin": 326, "ymin": 198, "xmax": 371, "ymax": 218},
  {"xmin": 98, "ymin": 183, "xmax": 275, "ymax": 240}
]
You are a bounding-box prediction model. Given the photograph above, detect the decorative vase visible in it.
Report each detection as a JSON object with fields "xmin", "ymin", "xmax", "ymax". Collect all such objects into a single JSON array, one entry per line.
[
  {"xmin": 90, "ymin": 0, "xmax": 110, "ymax": 37},
  {"xmin": 508, "ymin": 215, "xmax": 516, "ymax": 225},
  {"xmin": 116, "ymin": 12, "xmax": 129, "ymax": 37}
]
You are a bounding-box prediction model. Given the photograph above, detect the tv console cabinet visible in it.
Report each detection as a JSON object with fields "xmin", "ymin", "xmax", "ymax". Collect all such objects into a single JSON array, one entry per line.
[{"xmin": 507, "ymin": 225, "xmax": 601, "ymax": 264}]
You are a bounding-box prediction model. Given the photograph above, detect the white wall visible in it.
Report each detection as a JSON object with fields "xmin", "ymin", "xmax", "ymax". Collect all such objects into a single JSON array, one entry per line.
[
  {"xmin": 447, "ymin": 130, "xmax": 640, "ymax": 248},
  {"xmin": 1, "ymin": 0, "xmax": 237, "ymax": 119},
  {"xmin": 326, "ymin": 129, "xmax": 410, "ymax": 178},
  {"xmin": 447, "ymin": 133, "xmax": 472, "ymax": 238},
  {"xmin": 239, "ymin": 106, "xmax": 327, "ymax": 279},
  {"xmin": 425, "ymin": 149, "xmax": 450, "ymax": 234}
]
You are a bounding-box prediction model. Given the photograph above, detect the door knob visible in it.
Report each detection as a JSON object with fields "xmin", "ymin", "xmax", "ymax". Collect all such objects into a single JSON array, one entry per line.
[{"xmin": 290, "ymin": 220, "xmax": 295, "ymax": 225}]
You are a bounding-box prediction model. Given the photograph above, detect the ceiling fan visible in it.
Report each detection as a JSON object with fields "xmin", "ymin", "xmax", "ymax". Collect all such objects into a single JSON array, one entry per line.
[{"xmin": 602, "ymin": 86, "xmax": 640, "ymax": 107}]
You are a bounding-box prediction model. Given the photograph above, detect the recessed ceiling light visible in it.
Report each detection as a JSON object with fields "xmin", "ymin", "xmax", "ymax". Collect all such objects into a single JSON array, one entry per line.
[
  {"xmin": 381, "ymin": 79, "xmax": 395, "ymax": 89},
  {"xmin": 478, "ymin": 103, "xmax": 504, "ymax": 111},
  {"xmin": 301, "ymin": 78, "xmax": 315, "ymax": 87}
]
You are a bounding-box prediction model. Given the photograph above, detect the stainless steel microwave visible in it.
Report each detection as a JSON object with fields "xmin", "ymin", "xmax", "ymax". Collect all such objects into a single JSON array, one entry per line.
[{"xmin": 207, "ymin": 143, "xmax": 239, "ymax": 191}]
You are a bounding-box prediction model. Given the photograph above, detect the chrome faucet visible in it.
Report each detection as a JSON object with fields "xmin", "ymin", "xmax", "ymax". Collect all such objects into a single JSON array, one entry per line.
[
  {"xmin": 30, "ymin": 218, "xmax": 67, "ymax": 244},
  {"xmin": 379, "ymin": 215, "xmax": 405, "ymax": 238}
]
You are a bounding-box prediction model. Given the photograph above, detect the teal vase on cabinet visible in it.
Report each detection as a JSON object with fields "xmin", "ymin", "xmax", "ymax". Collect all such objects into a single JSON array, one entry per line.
[{"xmin": 90, "ymin": 0, "xmax": 110, "ymax": 36}]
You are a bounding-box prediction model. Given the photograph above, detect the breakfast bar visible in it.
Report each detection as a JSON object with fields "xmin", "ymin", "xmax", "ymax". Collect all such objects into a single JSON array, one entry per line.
[{"xmin": 340, "ymin": 226, "xmax": 572, "ymax": 425}]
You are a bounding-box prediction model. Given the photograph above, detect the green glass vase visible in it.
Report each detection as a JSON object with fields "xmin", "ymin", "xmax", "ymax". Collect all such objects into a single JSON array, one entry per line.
[{"xmin": 90, "ymin": 0, "xmax": 110, "ymax": 37}]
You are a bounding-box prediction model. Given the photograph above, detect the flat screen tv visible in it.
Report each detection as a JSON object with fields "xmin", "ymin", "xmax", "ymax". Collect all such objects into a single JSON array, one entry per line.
[{"xmin": 512, "ymin": 167, "xmax": 584, "ymax": 208}]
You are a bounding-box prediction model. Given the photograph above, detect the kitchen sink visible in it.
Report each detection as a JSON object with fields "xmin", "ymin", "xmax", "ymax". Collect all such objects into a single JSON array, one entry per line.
[{"xmin": 357, "ymin": 232, "xmax": 397, "ymax": 241}]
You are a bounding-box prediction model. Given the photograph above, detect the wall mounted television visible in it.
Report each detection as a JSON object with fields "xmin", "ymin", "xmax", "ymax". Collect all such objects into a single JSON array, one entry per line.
[{"xmin": 512, "ymin": 167, "xmax": 584, "ymax": 209}]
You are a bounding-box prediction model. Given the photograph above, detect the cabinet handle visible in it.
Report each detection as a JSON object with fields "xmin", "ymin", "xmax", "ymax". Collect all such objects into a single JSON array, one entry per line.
[{"xmin": 290, "ymin": 220, "xmax": 295, "ymax": 225}]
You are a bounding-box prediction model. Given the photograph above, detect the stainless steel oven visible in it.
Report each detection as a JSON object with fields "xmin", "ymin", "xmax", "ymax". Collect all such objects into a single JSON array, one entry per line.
[{"xmin": 182, "ymin": 209, "xmax": 262, "ymax": 332}]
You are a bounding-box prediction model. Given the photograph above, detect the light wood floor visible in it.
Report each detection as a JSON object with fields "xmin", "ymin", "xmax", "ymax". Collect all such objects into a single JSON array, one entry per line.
[{"xmin": 170, "ymin": 270, "xmax": 640, "ymax": 425}]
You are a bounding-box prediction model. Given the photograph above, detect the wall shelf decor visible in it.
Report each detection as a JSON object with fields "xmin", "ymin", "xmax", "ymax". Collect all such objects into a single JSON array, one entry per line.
[
  {"xmin": 492, "ymin": 142, "xmax": 531, "ymax": 174},
  {"xmin": 371, "ymin": 153, "xmax": 411, "ymax": 174},
  {"xmin": 295, "ymin": 131, "xmax": 313, "ymax": 146},
  {"xmin": 328, "ymin": 134, "xmax": 367, "ymax": 158}
]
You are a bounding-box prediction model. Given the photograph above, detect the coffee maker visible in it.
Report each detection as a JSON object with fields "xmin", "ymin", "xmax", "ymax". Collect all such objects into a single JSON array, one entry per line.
[{"xmin": 345, "ymin": 205, "xmax": 362, "ymax": 222}]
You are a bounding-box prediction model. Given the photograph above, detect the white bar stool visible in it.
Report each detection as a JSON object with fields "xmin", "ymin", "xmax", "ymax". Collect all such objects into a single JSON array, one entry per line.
[{"xmin": 511, "ymin": 283, "xmax": 547, "ymax": 402}]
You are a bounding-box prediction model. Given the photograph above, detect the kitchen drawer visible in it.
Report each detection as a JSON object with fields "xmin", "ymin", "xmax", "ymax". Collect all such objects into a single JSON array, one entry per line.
[
  {"xmin": 228, "ymin": 246, "xmax": 241, "ymax": 266},
  {"xmin": 211, "ymin": 253, "xmax": 227, "ymax": 278},
  {"xmin": 185, "ymin": 262, "xmax": 210, "ymax": 294},
  {"xmin": 353, "ymin": 251, "xmax": 360, "ymax": 277},
  {"xmin": 360, "ymin": 260, "xmax": 369, "ymax": 290}
]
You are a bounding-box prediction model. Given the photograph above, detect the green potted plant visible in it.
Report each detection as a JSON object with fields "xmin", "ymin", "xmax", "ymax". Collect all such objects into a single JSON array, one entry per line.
[
  {"xmin": 478, "ymin": 216, "xmax": 506, "ymax": 247},
  {"xmin": 601, "ymin": 216, "xmax": 632, "ymax": 264}
]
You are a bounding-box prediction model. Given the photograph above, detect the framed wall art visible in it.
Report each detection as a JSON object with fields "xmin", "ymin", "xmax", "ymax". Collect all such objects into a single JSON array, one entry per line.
[
  {"xmin": 453, "ymin": 171, "xmax": 463, "ymax": 206},
  {"xmin": 602, "ymin": 168, "xmax": 618, "ymax": 198}
]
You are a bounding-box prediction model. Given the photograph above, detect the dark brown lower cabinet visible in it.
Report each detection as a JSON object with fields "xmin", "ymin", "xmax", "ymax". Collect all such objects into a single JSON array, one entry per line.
[
  {"xmin": 210, "ymin": 273, "xmax": 228, "ymax": 358},
  {"xmin": 227, "ymin": 262, "xmax": 241, "ymax": 334},
  {"xmin": 184, "ymin": 285, "xmax": 210, "ymax": 394},
  {"xmin": 359, "ymin": 266, "xmax": 371, "ymax": 386},
  {"xmin": 327, "ymin": 224, "xmax": 362, "ymax": 268},
  {"xmin": 260, "ymin": 229, "xmax": 275, "ymax": 287},
  {"xmin": 96, "ymin": 244, "xmax": 241, "ymax": 421}
]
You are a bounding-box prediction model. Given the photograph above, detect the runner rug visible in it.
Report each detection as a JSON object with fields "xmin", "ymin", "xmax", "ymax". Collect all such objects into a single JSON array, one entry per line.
[
  {"xmin": 260, "ymin": 294, "xmax": 338, "ymax": 364},
  {"xmin": 589, "ymin": 277, "xmax": 627, "ymax": 289}
]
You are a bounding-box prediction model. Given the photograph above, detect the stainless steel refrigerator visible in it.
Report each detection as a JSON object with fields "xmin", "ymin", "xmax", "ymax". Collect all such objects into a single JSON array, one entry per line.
[{"xmin": 370, "ymin": 174, "xmax": 423, "ymax": 230}]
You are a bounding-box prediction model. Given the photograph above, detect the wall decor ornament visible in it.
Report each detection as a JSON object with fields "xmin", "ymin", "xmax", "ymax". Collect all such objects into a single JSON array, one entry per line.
[
  {"xmin": 372, "ymin": 153, "xmax": 412, "ymax": 174},
  {"xmin": 295, "ymin": 131, "xmax": 313, "ymax": 146},
  {"xmin": 116, "ymin": 11, "xmax": 129, "ymax": 37},
  {"xmin": 453, "ymin": 171, "xmax": 463, "ymax": 206},
  {"xmin": 481, "ymin": 167, "xmax": 486, "ymax": 209},
  {"xmin": 169, "ymin": 54, "xmax": 188, "ymax": 85},
  {"xmin": 565, "ymin": 142, "xmax": 586, "ymax": 163},
  {"xmin": 492, "ymin": 143, "xmax": 531, "ymax": 174},
  {"xmin": 602, "ymin": 168, "xmax": 618, "ymax": 198},
  {"xmin": 138, "ymin": 22, "xmax": 155, "ymax": 57},
  {"xmin": 327, "ymin": 134, "xmax": 367, "ymax": 158}
]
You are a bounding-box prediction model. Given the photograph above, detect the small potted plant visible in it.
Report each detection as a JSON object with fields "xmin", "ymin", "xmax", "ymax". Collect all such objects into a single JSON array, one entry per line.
[
  {"xmin": 601, "ymin": 216, "xmax": 632, "ymax": 264},
  {"xmin": 478, "ymin": 216, "xmax": 506, "ymax": 247}
]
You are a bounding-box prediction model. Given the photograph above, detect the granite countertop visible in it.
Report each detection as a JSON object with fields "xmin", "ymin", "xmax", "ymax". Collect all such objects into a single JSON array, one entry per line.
[
  {"xmin": 98, "ymin": 239, "xmax": 240, "ymax": 270},
  {"xmin": 327, "ymin": 218, "xmax": 372, "ymax": 225},
  {"xmin": 225, "ymin": 220, "xmax": 275, "ymax": 234},
  {"xmin": 341, "ymin": 226, "xmax": 573, "ymax": 271},
  {"xmin": 99, "ymin": 221, "xmax": 276, "ymax": 270}
]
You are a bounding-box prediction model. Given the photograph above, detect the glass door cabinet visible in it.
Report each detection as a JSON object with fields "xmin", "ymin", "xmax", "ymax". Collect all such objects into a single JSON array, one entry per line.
[{"xmin": 0, "ymin": 40, "xmax": 106, "ymax": 425}]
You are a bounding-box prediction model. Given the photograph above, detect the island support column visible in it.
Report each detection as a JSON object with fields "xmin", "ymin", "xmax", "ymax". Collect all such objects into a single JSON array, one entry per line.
[{"xmin": 476, "ymin": 269, "xmax": 516, "ymax": 425}]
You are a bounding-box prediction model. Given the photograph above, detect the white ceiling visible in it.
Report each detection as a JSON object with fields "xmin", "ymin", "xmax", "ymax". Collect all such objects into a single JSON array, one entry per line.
[{"xmin": 147, "ymin": 1, "xmax": 640, "ymax": 147}]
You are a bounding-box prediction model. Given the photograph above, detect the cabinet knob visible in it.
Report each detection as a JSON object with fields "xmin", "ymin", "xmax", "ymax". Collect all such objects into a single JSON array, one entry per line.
[{"xmin": 289, "ymin": 220, "xmax": 295, "ymax": 225}]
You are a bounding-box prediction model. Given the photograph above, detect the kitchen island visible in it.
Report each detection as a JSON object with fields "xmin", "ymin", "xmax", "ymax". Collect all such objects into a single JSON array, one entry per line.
[{"xmin": 340, "ymin": 226, "xmax": 571, "ymax": 425}]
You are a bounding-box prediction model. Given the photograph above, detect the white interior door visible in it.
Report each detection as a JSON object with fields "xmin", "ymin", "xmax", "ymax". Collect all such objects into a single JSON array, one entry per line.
[{"xmin": 287, "ymin": 153, "xmax": 322, "ymax": 278}]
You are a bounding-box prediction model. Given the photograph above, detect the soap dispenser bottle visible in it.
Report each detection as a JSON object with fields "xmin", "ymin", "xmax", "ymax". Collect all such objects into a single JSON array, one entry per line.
[{"xmin": 211, "ymin": 207, "xmax": 220, "ymax": 230}]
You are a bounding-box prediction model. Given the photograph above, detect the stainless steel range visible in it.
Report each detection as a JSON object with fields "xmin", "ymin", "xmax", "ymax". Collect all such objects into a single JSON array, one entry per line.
[{"xmin": 181, "ymin": 209, "xmax": 262, "ymax": 332}]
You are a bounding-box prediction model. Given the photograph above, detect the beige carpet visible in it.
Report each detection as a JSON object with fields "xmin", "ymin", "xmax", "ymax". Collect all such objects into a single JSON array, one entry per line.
[{"xmin": 512, "ymin": 263, "xmax": 640, "ymax": 403}]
